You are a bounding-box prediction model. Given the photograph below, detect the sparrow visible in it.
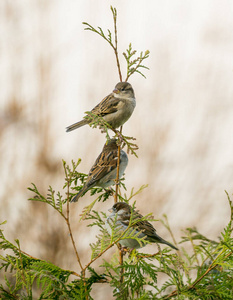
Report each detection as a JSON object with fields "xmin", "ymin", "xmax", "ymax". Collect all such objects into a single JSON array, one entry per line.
[
  {"xmin": 105, "ymin": 202, "xmax": 178, "ymax": 250},
  {"xmin": 71, "ymin": 139, "xmax": 128, "ymax": 202},
  {"xmin": 66, "ymin": 82, "xmax": 136, "ymax": 132}
]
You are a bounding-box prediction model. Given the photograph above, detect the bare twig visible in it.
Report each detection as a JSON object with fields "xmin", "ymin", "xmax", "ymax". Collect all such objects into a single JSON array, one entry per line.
[
  {"xmin": 111, "ymin": 6, "xmax": 122, "ymax": 82},
  {"xmin": 114, "ymin": 126, "xmax": 122, "ymax": 203},
  {"xmin": 119, "ymin": 245, "xmax": 124, "ymax": 284},
  {"xmin": 64, "ymin": 166, "xmax": 88, "ymax": 299},
  {"xmin": 137, "ymin": 251, "xmax": 160, "ymax": 259},
  {"xmin": 114, "ymin": 144, "xmax": 121, "ymax": 204},
  {"xmin": 64, "ymin": 164, "xmax": 83, "ymax": 271}
]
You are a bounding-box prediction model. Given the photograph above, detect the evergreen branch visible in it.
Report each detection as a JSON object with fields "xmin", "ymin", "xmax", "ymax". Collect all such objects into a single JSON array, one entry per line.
[
  {"xmin": 188, "ymin": 250, "xmax": 233, "ymax": 290},
  {"xmin": 83, "ymin": 209, "xmax": 155, "ymax": 272},
  {"xmin": 0, "ymin": 286, "xmax": 18, "ymax": 299},
  {"xmin": 83, "ymin": 238, "xmax": 116, "ymax": 272},
  {"xmin": 85, "ymin": 210, "xmax": 107, "ymax": 229},
  {"xmin": 1, "ymin": 195, "xmax": 233, "ymax": 298},
  {"xmin": 123, "ymin": 44, "xmax": 150, "ymax": 81},
  {"xmin": 65, "ymin": 216, "xmax": 84, "ymax": 272},
  {"xmin": 84, "ymin": 111, "xmax": 111, "ymax": 140},
  {"xmin": 113, "ymin": 130, "xmax": 139, "ymax": 158},
  {"xmin": 83, "ymin": 7, "xmax": 149, "ymax": 82},
  {"xmin": 63, "ymin": 160, "xmax": 84, "ymax": 272},
  {"xmin": 111, "ymin": 6, "xmax": 122, "ymax": 81},
  {"xmin": 83, "ymin": 6, "xmax": 122, "ymax": 81},
  {"xmin": 123, "ymin": 184, "xmax": 148, "ymax": 202},
  {"xmin": 63, "ymin": 159, "xmax": 84, "ymax": 190},
  {"xmin": 225, "ymin": 190, "xmax": 233, "ymax": 223},
  {"xmin": 0, "ymin": 227, "xmax": 81, "ymax": 279},
  {"xmin": 82, "ymin": 22, "xmax": 113, "ymax": 47},
  {"xmin": 115, "ymin": 127, "xmax": 125, "ymax": 285},
  {"xmin": 29, "ymin": 161, "xmax": 85, "ymax": 274},
  {"xmin": 84, "ymin": 111, "xmax": 139, "ymax": 157},
  {"xmin": 120, "ymin": 134, "xmax": 139, "ymax": 157},
  {"xmin": 79, "ymin": 197, "xmax": 99, "ymax": 221},
  {"xmin": 160, "ymin": 214, "xmax": 179, "ymax": 250},
  {"xmin": 137, "ymin": 251, "xmax": 160, "ymax": 259},
  {"xmin": 28, "ymin": 183, "xmax": 65, "ymax": 218},
  {"xmin": 118, "ymin": 244, "xmax": 124, "ymax": 284},
  {"xmin": 162, "ymin": 247, "xmax": 233, "ymax": 299},
  {"xmin": 16, "ymin": 239, "xmax": 29, "ymax": 294},
  {"xmin": 114, "ymin": 133, "xmax": 128, "ymax": 284},
  {"xmin": 114, "ymin": 126, "xmax": 122, "ymax": 204}
]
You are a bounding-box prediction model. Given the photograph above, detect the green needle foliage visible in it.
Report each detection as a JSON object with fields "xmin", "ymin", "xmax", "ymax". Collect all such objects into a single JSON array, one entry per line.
[
  {"xmin": 1, "ymin": 6, "xmax": 232, "ymax": 300},
  {"xmin": 83, "ymin": 5, "xmax": 149, "ymax": 82},
  {"xmin": 1, "ymin": 163, "xmax": 233, "ymax": 299},
  {"xmin": 123, "ymin": 43, "xmax": 150, "ymax": 81},
  {"xmin": 84, "ymin": 111, "xmax": 139, "ymax": 157}
]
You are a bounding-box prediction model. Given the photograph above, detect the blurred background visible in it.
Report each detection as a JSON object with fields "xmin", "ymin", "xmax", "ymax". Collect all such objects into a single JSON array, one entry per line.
[{"xmin": 1, "ymin": 0, "xmax": 233, "ymax": 298}]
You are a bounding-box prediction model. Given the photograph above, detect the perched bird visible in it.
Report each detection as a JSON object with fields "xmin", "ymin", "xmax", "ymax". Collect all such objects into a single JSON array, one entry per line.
[
  {"xmin": 71, "ymin": 139, "xmax": 128, "ymax": 202},
  {"xmin": 106, "ymin": 202, "xmax": 178, "ymax": 250},
  {"xmin": 66, "ymin": 82, "xmax": 136, "ymax": 132}
]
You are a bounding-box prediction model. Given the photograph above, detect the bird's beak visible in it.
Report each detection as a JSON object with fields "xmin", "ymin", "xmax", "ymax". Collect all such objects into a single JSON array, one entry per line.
[
  {"xmin": 113, "ymin": 88, "xmax": 120, "ymax": 94},
  {"xmin": 108, "ymin": 208, "xmax": 113, "ymax": 213}
]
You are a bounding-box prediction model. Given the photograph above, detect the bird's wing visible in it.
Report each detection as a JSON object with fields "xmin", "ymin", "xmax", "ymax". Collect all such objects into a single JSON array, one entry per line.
[
  {"xmin": 91, "ymin": 94, "xmax": 120, "ymax": 116},
  {"xmin": 121, "ymin": 210, "xmax": 157, "ymax": 237},
  {"xmin": 86, "ymin": 150, "xmax": 118, "ymax": 187},
  {"xmin": 119, "ymin": 208, "xmax": 178, "ymax": 249}
]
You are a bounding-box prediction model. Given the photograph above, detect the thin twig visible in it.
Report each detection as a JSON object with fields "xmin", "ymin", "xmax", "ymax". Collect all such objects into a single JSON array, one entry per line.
[
  {"xmin": 70, "ymin": 271, "xmax": 81, "ymax": 277},
  {"xmin": 65, "ymin": 216, "xmax": 83, "ymax": 271},
  {"xmin": 64, "ymin": 166, "xmax": 83, "ymax": 271},
  {"xmin": 65, "ymin": 169, "xmax": 88, "ymax": 300},
  {"xmin": 83, "ymin": 221, "xmax": 135, "ymax": 272},
  {"xmin": 125, "ymin": 56, "xmax": 143, "ymax": 82},
  {"xmin": 19, "ymin": 249, "xmax": 39, "ymax": 260},
  {"xmin": 115, "ymin": 127, "xmax": 125, "ymax": 284},
  {"xmin": 114, "ymin": 126, "xmax": 122, "ymax": 203},
  {"xmin": 111, "ymin": 6, "xmax": 122, "ymax": 82},
  {"xmin": 83, "ymin": 241, "xmax": 115, "ymax": 271},
  {"xmin": 111, "ymin": 8, "xmax": 125, "ymax": 285},
  {"xmin": 137, "ymin": 251, "xmax": 160, "ymax": 259},
  {"xmin": 119, "ymin": 245, "xmax": 124, "ymax": 284},
  {"xmin": 114, "ymin": 145, "xmax": 121, "ymax": 204}
]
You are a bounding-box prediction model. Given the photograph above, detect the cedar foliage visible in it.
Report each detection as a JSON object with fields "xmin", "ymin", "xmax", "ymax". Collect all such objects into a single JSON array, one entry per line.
[{"xmin": 1, "ymin": 6, "xmax": 232, "ymax": 300}]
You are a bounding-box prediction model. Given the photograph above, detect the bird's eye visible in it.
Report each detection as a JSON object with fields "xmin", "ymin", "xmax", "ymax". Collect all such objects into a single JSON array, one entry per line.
[{"xmin": 120, "ymin": 87, "xmax": 125, "ymax": 91}]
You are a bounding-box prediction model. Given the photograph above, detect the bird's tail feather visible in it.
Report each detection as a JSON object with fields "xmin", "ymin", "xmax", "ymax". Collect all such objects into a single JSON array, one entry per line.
[
  {"xmin": 70, "ymin": 186, "xmax": 88, "ymax": 203},
  {"xmin": 66, "ymin": 119, "xmax": 88, "ymax": 132},
  {"xmin": 160, "ymin": 238, "xmax": 178, "ymax": 250}
]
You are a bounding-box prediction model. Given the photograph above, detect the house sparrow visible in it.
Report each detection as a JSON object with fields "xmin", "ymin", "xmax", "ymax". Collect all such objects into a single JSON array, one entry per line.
[
  {"xmin": 66, "ymin": 82, "xmax": 136, "ymax": 132},
  {"xmin": 71, "ymin": 139, "xmax": 128, "ymax": 202},
  {"xmin": 105, "ymin": 202, "xmax": 178, "ymax": 250}
]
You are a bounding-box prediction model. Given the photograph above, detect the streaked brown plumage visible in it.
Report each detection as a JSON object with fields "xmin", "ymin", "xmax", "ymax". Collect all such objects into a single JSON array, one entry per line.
[
  {"xmin": 71, "ymin": 139, "xmax": 128, "ymax": 202},
  {"xmin": 106, "ymin": 202, "xmax": 178, "ymax": 250},
  {"xmin": 66, "ymin": 82, "xmax": 136, "ymax": 132}
]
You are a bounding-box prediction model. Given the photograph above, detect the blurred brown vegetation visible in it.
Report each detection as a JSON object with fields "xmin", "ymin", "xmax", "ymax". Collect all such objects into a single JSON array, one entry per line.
[{"xmin": 1, "ymin": 1, "xmax": 233, "ymax": 299}]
